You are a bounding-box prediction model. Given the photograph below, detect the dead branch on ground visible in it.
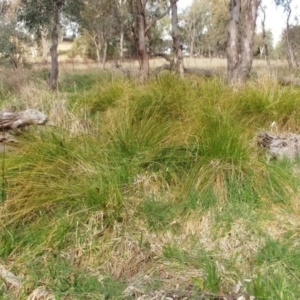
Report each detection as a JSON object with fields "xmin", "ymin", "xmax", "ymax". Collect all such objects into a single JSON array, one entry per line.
[
  {"xmin": 0, "ymin": 263, "xmax": 55, "ymax": 299},
  {"xmin": 258, "ymin": 130, "xmax": 300, "ymax": 160}
]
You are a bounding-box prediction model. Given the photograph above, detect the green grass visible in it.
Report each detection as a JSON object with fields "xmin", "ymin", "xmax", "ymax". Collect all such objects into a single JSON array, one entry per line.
[
  {"xmin": 1, "ymin": 68, "xmax": 300, "ymax": 299},
  {"xmin": 246, "ymin": 237, "xmax": 300, "ymax": 299},
  {"xmin": 163, "ymin": 244, "xmax": 221, "ymax": 293}
]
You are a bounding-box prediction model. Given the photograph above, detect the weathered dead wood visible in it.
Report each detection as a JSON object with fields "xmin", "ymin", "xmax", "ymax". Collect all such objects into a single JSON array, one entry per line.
[
  {"xmin": 114, "ymin": 64, "xmax": 132, "ymax": 77},
  {"xmin": 0, "ymin": 132, "xmax": 18, "ymax": 143},
  {"xmin": 258, "ymin": 131, "xmax": 300, "ymax": 160},
  {"xmin": 0, "ymin": 263, "xmax": 55, "ymax": 299},
  {"xmin": 147, "ymin": 45, "xmax": 174, "ymax": 64},
  {"xmin": 0, "ymin": 263, "xmax": 22, "ymax": 290},
  {"xmin": 152, "ymin": 63, "xmax": 213, "ymax": 78},
  {"xmin": 0, "ymin": 132, "xmax": 17, "ymax": 152},
  {"xmin": 125, "ymin": 284, "xmax": 251, "ymax": 300},
  {"xmin": 0, "ymin": 108, "xmax": 54, "ymax": 132},
  {"xmin": 28, "ymin": 287, "xmax": 55, "ymax": 300},
  {"xmin": 151, "ymin": 63, "xmax": 173, "ymax": 75},
  {"xmin": 148, "ymin": 45, "xmax": 213, "ymax": 78},
  {"xmin": 278, "ymin": 77, "xmax": 300, "ymax": 87},
  {"xmin": 0, "ymin": 108, "xmax": 53, "ymax": 152},
  {"xmin": 184, "ymin": 67, "xmax": 213, "ymax": 77}
]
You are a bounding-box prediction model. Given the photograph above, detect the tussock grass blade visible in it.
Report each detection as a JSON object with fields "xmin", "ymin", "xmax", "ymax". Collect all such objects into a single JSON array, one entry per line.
[{"xmin": 1, "ymin": 70, "xmax": 300, "ymax": 299}]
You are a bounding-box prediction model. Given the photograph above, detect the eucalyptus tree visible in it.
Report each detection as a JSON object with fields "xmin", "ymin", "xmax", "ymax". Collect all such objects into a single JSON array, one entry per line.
[
  {"xmin": 0, "ymin": 22, "xmax": 32, "ymax": 68},
  {"xmin": 180, "ymin": 0, "xmax": 229, "ymax": 58},
  {"xmin": 147, "ymin": 13, "xmax": 171, "ymax": 53},
  {"xmin": 18, "ymin": 0, "xmax": 82, "ymax": 89},
  {"xmin": 257, "ymin": 4, "xmax": 272, "ymax": 70},
  {"xmin": 74, "ymin": 0, "xmax": 117, "ymax": 69},
  {"xmin": 170, "ymin": 0, "xmax": 183, "ymax": 76},
  {"xmin": 0, "ymin": 0, "xmax": 32, "ymax": 68},
  {"xmin": 227, "ymin": 0, "xmax": 261, "ymax": 84},
  {"xmin": 288, "ymin": 25, "xmax": 300, "ymax": 67},
  {"xmin": 180, "ymin": 0, "xmax": 210, "ymax": 57},
  {"xmin": 115, "ymin": 0, "xmax": 128, "ymax": 63},
  {"xmin": 128, "ymin": 0, "xmax": 170, "ymax": 82},
  {"xmin": 274, "ymin": 0, "xmax": 295, "ymax": 68},
  {"xmin": 254, "ymin": 29, "xmax": 273, "ymax": 58},
  {"xmin": 205, "ymin": 1, "xmax": 229, "ymax": 58},
  {"xmin": 280, "ymin": 25, "xmax": 300, "ymax": 67}
]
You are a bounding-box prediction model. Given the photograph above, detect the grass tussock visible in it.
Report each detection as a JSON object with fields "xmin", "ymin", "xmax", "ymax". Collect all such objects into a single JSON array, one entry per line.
[{"xmin": 1, "ymin": 68, "xmax": 300, "ymax": 299}]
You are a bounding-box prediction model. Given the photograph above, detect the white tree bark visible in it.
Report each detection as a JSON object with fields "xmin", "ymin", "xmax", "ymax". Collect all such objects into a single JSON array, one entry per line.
[
  {"xmin": 49, "ymin": 1, "xmax": 62, "ymax": 90},
  {"xmin": 227, "ymin": 0, "xmax": 260, "ymax": 84},
  {"xmin": 260, "ymin": 4, "xmax": 271, "ymax": 71},
  {"xmin": 171, "ymin": 0, "xmax": 184, "ymax": 77},
  {"xmin": 40, "ymin": 29, "xmax": 49, "ymax": 64},
  {"xmin": 102, "ymin": 40, "xmax": 108, "ymax": 70},
  {"xmin": 116, "ymin": 0, "xmax": 127, "ymax": 63}
]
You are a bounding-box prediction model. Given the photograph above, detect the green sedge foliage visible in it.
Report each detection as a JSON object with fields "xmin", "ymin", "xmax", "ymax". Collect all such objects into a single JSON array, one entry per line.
[{"xmin": 1, "ymin": 71, "xmax": 300, "ymax": 298}]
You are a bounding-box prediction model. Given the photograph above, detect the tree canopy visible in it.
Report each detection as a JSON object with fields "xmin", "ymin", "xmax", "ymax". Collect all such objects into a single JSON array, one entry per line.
[{"xmin": 0, "ymin": 0, "xmax": 296, "ymax": 85}]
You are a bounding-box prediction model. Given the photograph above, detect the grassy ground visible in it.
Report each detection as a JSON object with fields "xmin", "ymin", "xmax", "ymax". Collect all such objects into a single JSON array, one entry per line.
[{"xmin": 1, "ymin": 62, "xmax": 300, "ymax": 299}]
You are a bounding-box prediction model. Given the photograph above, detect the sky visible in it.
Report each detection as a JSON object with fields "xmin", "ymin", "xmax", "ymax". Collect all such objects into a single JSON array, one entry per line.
[{"xmin": 177, "ymin": 0, "xmax": 300, "ymax": 46}]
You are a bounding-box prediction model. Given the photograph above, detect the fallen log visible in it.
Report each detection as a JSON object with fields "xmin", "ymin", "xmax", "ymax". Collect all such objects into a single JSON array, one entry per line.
[
  {"xmin": 184, "ymin": 67, "xmax": 213, "ymax": 77},
  {"xmin": 277, "ymin": 77, "xmax": 300, "ymax": 87},
  {"xmin": 257, "ymin": 131, "xmax": 300, "ymax": 160},
  {"xmin": 0, "ymin": 108, "xmax": 54, "ymax": 152},
  {"xmin": 147, "ymin": 45, "xmax": 213, "ymax": 78},
  {"xmin": 0, "ymin": 108, "xmax": 54, "ymax": 132},
  {"xmin": 152, "ymin": 63, "xmax": 213, "ymax": 77},
  {"xmin": 151, "ymin": 64, "xmax": 173, "ymax": 76}
]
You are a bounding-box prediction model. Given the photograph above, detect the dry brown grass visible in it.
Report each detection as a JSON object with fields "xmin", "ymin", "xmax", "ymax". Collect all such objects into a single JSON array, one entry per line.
[
  {"xmin": 54, "ymin": 57, "xmax": 288, "ymax": 75},
  {"xmin": 1, "ymin": 58, "xmax": 300, "ymax": 299},
  {"xmin": 27, "ymin": 40, "xmax": 291, "ymax": 78}
]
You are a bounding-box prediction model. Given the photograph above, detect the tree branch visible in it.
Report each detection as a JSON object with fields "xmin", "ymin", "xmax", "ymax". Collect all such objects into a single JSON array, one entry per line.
[
  {"xmin": 145, "ymin": 5, "xmax": 171, "ymax": 34},
  {"xmin": 146, "ymin": 45, "xmax": 174, "ymax": 64}
]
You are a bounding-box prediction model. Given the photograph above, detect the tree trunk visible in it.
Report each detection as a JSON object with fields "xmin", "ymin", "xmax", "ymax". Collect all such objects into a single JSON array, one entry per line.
[
  {"xmin": 171, "ymin": 0, "xmax": 184, "ymax": 77},
  {"xmin": 292, "ymin": 45, "xmax": 299, "ymax": 68},
  {"xmin": 134, "ymin": 0, "xmax": 149, "ymax": 82},
  {"xmin": 119, "ymin": 26, "xmax": 124, "ymax": 62},
  {"xmin": 259, "ymin": 46, "xmax": 264, "ymax": 59},
  {"xmin": 189, "ymin": 38, "xmax": 194, "ymax": 58},
  {"xmin": 129, "ymin": 0, "xmax": 149, "ymax": 82},
  {"xmin": 227, "ymin": 0, "xmax": 260, "ymax": 84},
  {"xmin": 260, "ymin": 5, "xmax": 271, "ymax": 72},
  {"xmin": 90, "ymin": 34, "xmax": 102, "ymax": 66},
  {"xmin": 237, "ymin": 0, "xmax": 260, "ymax": 81},
  {"xmin": 227, "ymin": 0, "xmax": 241, "ymax": 84},
  {"xmin": 96, "ymin": 46, "xmax": 101, "ymax": 65},
  {"xmin": 285, "ymin": 8, "xmax": 294, "ymax": 69},
  {"xmin": 40, "ymin": 29, "xmax": 48, "ymax": 64},
  {"xmin": 189, "ymin": 20, "xmax": 195, "ymax": 58},
  {"xmin": 130, "ymin": 0, "xmax": 170, "ymax": 82},
  {"xmin": 49, "ymin": 2, "xmax": 61, "ymax": 90},
  {"xmin": 116, "ymin": 0, "xmax": 127, "ymax": 65},
  {"xmin": 102, "ymin": 40, "xmax": 108, "ymax": 70}
]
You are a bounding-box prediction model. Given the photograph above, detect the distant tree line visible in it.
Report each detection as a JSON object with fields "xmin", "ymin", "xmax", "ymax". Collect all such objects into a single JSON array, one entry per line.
[{"xmin": 0, "ymin": 0, "xmax": 298, "ymax": 87}]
